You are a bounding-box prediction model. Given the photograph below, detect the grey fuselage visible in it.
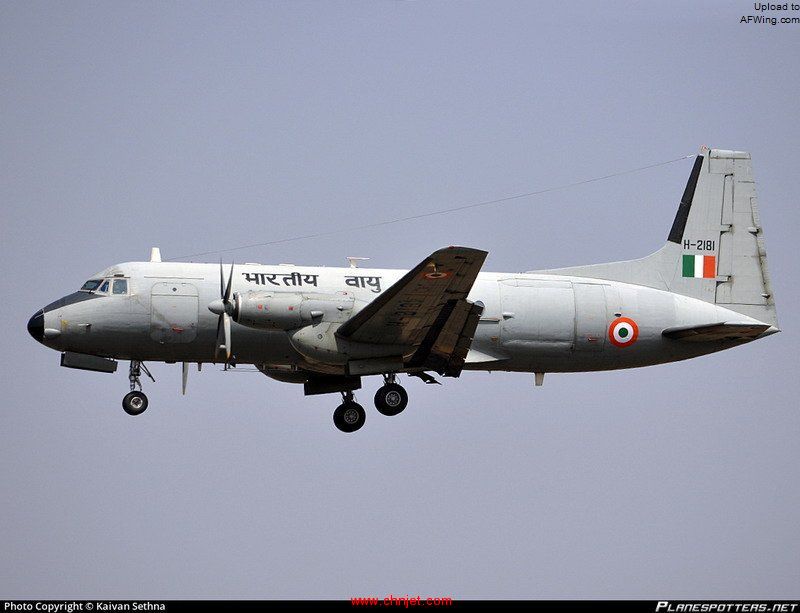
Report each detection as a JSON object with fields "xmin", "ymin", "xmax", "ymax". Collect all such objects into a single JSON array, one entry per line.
[{"xmin": 29, "ymin": 260, "xmax": 768, "ymax": 376}]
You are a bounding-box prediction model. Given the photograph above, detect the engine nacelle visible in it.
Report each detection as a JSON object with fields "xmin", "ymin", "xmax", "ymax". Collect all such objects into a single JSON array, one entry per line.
[
  {"xmin": 233, "ymin": 291, "xmax": 355, "ymax": 331},
  {"xmin": 234, "ymin": 292, "xmax": 305, "ymax": 330},
  {"xmin": 288, "ymin": 321, "xmax": 408, "ymax": 367}
]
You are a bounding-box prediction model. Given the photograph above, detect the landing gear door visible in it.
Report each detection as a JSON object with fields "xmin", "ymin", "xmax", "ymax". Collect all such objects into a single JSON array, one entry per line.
[{"xmin": 150, "ymin": 282, "xmax": 199, "ymax": 344}]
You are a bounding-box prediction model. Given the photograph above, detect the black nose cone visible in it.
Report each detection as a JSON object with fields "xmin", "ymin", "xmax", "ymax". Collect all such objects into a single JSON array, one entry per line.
[{"xmin": 27, "ymin": 310, "xmax": 44, "ymax": 342}]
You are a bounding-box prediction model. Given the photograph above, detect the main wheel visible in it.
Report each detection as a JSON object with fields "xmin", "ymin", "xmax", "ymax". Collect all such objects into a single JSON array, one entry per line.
[
  {"xmin": 333, "ymin": 401, "xmax": 366, "ymax": 433},
  {"xmin": 374, "ymin": 383, "xmax": 408, "ymax": 416},
  {"xmin": 122, "ymin": 391, "xmax": 148, "ymax": 416}
]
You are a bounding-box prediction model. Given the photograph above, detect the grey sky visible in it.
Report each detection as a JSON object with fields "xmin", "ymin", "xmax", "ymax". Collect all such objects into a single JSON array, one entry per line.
[{"xmin": 2, "ymin": 0, "xmax": 798, "ymax": 599}]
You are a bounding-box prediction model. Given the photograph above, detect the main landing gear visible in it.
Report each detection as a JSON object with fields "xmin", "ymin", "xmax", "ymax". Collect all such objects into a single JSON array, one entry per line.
[
  {"xmin": 331, "ymin": 375, "xmax": 410, "ymax": 433},
  {"xmin": 122, "ymin": 360, "xmax": 154, "ymax": 416},
  {"xmin": 333, "ymin": 391, "xmax": 367, "ymax": 433},
  {"xmin": 374, "ymin": 374, "xmax": 408, "ymax": 417}
]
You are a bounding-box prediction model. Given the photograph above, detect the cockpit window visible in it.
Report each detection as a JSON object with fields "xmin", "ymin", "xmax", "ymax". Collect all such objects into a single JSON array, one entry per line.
[
  {"xmin": 98, "ymin": 280, "xmax": 110, "ymax": 293},
  {"xmin": 80, "ymin": 279, "xmax": 103, "ymax": 291},
  {"xmin": 112, "ymin": 279, "xmax": 128, "ymax": 295}
]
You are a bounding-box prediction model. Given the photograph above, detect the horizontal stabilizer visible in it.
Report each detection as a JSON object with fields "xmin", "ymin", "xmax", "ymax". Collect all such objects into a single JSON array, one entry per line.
[{"xmin": 662, "ymin": 322, "xmax": 772, "ymax": 342}]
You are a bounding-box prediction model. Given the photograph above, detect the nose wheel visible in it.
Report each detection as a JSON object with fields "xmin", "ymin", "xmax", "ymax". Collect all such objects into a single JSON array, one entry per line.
[
  {"xmin": 123, "ymin": 360, "xmax": 154, "ymax": 416},
  {"xmin": 333, "ymin": 391, "xmax": 366, "ymax": 433},
  {"xmin": 374, "ymin": 376, "xmax": 408, "ymax": 416}
]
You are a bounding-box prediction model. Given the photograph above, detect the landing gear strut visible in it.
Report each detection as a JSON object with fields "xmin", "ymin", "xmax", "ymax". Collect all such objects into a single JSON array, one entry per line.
[
  {"xmin": 122, "ymin": 360, "xmax": 154, "ymax": 416},
  {"xmin": 333, "ymin": 391, "xmax": 366, "ymax": 433},
  {"xmin": 374, "ymin": 374, "xmax": 408, "ymax": 416}
]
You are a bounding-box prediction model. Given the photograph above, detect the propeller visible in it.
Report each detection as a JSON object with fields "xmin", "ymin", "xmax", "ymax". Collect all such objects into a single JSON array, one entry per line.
[{"xmin": 208, "ymin": 261, "xmax": 235, "ymax": 364}]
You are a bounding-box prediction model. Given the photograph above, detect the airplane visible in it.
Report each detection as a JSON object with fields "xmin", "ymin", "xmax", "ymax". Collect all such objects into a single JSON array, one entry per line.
[{"xmin": 27, "ymin": 147, "xmax": 779, "ymax": 432}]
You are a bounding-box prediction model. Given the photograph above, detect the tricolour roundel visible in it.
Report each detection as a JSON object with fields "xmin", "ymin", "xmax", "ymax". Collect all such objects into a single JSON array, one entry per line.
[
  {"xmin": 423, "ymin": 271, "xmax": 452, "ymax": 280},
  {"xmin": 608, "ymin": 317, "xmax": 639, "ymax": 348}
]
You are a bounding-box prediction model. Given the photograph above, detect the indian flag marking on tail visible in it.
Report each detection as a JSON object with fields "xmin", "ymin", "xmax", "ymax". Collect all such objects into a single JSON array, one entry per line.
[{"xmin": 682, "ymin": 254, "xmax": 716, "ymax": 278}]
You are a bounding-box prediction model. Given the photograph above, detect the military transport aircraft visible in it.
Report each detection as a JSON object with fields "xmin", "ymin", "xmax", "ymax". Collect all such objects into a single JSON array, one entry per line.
[{"xmin": 27, "ymin": 148, "xmax": 779, "ymax": 432}]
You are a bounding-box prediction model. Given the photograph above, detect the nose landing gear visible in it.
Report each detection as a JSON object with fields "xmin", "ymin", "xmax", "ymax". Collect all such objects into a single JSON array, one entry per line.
[
  {"xmin": 333, "ymin": 391, "xmax": 366, "ymax": 433},
  {"xmin": 374, "ymin": 374, "xmax": 408, "ymax": 416},
  {"xmin": 122, "ymin": 360, "xmax": 154, "ymax": 416}
]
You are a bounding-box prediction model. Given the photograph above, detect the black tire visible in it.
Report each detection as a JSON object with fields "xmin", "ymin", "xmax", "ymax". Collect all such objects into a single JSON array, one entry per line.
[
  {"xmin": 122, "ymin": 391, "xmax": 148, "ymax": 416},
  {"xmin": 333, "ymin": 401, "xmax": 366, "ymax": 433},
  {"xmin": 374, "ymin": 383, "xmax": 408, "ymax": 416}
]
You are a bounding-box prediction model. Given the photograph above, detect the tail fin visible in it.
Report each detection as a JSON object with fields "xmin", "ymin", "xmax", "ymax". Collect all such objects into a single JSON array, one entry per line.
[{"xmin": 537, "ymin": 147, "xmax": 778, "ymax": 326}]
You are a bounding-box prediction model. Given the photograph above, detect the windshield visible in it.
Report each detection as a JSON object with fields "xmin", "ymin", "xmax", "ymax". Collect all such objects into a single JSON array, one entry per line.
[
  {"xmin": 112, "ymin": 279, "xmax": 128, "ymax": 294},
  {"xmin": 80, "ymin": 279, "xmax": 103, "ymax": 291}
]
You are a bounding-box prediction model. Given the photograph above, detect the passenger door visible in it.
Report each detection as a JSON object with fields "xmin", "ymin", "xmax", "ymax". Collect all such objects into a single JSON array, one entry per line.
[
  {"xmin": 573, "ymin": 283, "xmax": 607, "ymax": 352},
  {"xmin": 500, "ymin": 278, "xmax": 575, "ymax": 352},
  {"xmin": 149, "ymin": 282, "xmax": 199, "ymax": 343}
]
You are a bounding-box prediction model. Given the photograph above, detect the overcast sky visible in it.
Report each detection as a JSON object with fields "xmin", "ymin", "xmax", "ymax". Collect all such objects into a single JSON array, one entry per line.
[{"xmin": 2, "ymin": 0, "xmax": 798, "ymax": 599}]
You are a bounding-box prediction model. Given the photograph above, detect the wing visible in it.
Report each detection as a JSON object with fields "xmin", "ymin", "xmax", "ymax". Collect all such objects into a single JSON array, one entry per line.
[{"xmin": 336, "ymin": 246, "xmax": 488, "ymax": 356}]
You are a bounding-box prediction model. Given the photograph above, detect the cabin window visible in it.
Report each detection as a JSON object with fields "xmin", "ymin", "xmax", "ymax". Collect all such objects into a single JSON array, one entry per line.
[
  {"xmin": 98, "ymin": 280, "xmax": 110, "ymax": 293},
  {"xmin": 112, "ymin": 279, "xmax": 128, "ymax": 295}
]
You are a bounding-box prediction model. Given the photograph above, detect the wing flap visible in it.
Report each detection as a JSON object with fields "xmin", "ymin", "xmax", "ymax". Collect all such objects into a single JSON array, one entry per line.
[{"xmin": 406, "ymin": 299, "xmax": 484, "ymax": 376}]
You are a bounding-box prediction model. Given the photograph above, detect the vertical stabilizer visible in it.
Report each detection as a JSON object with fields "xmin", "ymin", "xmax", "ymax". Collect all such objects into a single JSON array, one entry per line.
[{"xmin": 536, "ymin": 147, "xmax": 778, "ymax": 327}]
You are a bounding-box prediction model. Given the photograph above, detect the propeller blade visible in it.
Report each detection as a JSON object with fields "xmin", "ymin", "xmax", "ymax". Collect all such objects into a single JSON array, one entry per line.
[
  {"xmin": 212, "ymin": 261, "xmax": 234, "ymax": 363},
  {"xmin": 181, "ymin": 362, "xmax": 189, "ymax": 395},
  {"xmin": 224, "ymin": 261, "xmax": 235, "ymax": 303},
  {"xmin": 223, "ymin": 312, "xmax": 231, "ymax": 361},
  {"xmin": 215, "ymin": 314, "xmax": 224, "ymax": 362}
]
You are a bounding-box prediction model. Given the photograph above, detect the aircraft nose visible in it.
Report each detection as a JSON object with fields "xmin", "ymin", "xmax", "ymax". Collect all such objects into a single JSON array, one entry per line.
[{"xmin": 27, "ymin": 310, "xmax": 44, "ymax": 342}]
